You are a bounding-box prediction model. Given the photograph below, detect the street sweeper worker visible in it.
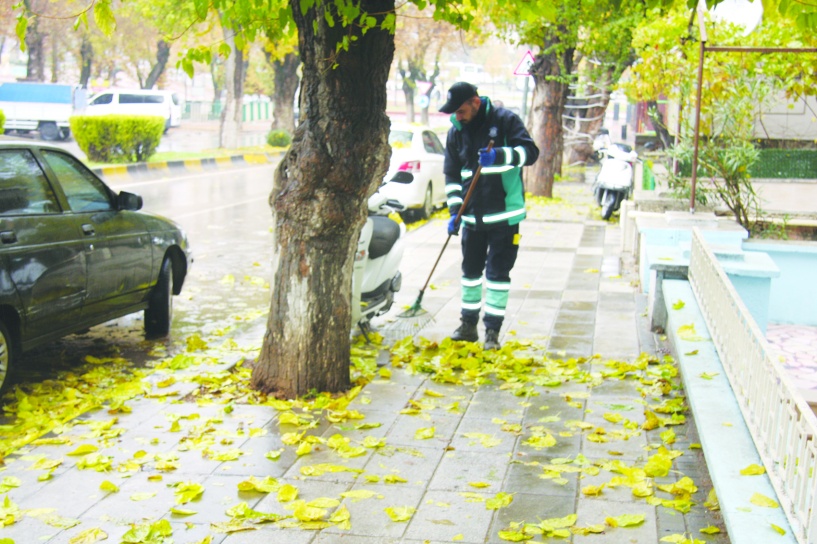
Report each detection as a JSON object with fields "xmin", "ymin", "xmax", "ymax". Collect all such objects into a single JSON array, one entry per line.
[{"xmin": 439, "ymin": 81, "xmax": 540, "ymax": 350}]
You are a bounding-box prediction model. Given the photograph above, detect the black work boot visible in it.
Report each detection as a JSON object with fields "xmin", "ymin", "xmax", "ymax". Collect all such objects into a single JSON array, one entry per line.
[
  {"xmin": 484, "ymin": 329, "xmax": 501, "ymax": 350},
  {"xmin": 451, "ymin": 320, "xmax": 478, "ymax": 342}
]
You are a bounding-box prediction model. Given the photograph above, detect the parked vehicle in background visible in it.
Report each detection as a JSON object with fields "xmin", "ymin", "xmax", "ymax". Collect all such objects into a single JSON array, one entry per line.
[
  {"xmin": 592, "ymin": 130, "xmax": 638, "ymax": 220},
  {"xmin": 377, "ymin": 124, "xmax": 446, "ymax": 222},
  {"xmin": 352, "ymin": 189, "xmax": 405, "ymax": 340},
  {"xmin": 0, "ymin": 138, "xmax": 192, "ymax": 394},
  {"xmin": 85, "ymin": 89, "xmax": 182, "ymax": 131},
  {"xmin": 0, "ymin": 82, "xmax": 76, "ymax": 141}
]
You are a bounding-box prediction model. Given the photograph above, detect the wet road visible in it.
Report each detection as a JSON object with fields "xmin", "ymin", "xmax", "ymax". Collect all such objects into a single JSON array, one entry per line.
[{"xmin": 14, "ymin": 163, "xmax": 279, "ymax": 383}]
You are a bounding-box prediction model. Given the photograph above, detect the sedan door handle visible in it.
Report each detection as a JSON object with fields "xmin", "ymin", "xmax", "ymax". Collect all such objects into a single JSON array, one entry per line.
[
  {"xmin": 0, "ymin": 231, "xmax": 17, "ymax": 244},
  {"xmin": 81, "ymin": 224, "xmax": 96, "ymax": 236}
]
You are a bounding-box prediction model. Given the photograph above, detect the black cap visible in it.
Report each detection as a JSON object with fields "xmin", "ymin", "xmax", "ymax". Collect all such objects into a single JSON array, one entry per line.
[{"xmin": 438, "ymin": 82, "xmax": 478, "ymax": 114}]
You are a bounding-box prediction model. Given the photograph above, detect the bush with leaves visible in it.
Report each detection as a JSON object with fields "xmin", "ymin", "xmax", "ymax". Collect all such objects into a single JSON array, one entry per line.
[
  {"xmin": 0, "ymin": 109, "xmax": 5, "ymax": 132},
  {"xmin": 70, "ymin": 115, "xmax": 165, "ymax": 163},
  {"xmin": 266, "ymin": 129, "xmax": 292, "ymax": 148}
]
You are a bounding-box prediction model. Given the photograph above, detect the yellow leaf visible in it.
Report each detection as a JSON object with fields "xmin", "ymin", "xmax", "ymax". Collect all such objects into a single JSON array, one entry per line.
[
  {"xmin": 308, "ymin": 498, "xmax": 340, "ymax": 509},
  {"xmin": 672, "ymin": 300, "xmax": 686, "ymax": 310},
  {"xmin": 700, "ymin": 526, "xmax": 721, "ymax": 534},
  {"xmin": 424, "ymin": 389, "xmax": 444, "ymax": 397},
  {"xmin": 605, "ymin": 513, "xmax": 645, "ymax": 527},
  {"xmin": 329, "ymin": 504, "xmax": 351, "ymax": 529},
  {"xmin": 68, "ymin": 444, "xmax": 98, "ymax": 456},
  {"xmin": 384, "ymin": 474, "xmax": 408, "ymax": 484},
  {"xmin": 174, "ymin": 481, "xmax": 204, "ymax": 504},
  {"xmin": 486, "ymin": 492, "xmax": 514, "ymax": 510},
  {"xmin": 265, "ymin": 449, "xmax": 283, "ymax": 461},
  {"xmin": 99, "ymin": 480, "xmax": 119, "ymax": 493},
  {"xmin": 750, "ymin": 492, "xmax": 779, "ymax": 509},
  {"xmin": 294, "ymin": 503, "xmax": 326, "ymax": 522},
  {"xmin": 415, "ymin": 427, "xmax": 436, "ymax": 440},
  {"xmin": 581, "ymin": 484, "xmax": 605, "ymax": 496},
  {"xmin": 296, "ymin": 442, "xmax": 313, "ymax": 456},
  {"xmin": 571, "ymin": 524, "xmax": 605, "ymax": 535},
  {"xmin": 170, "ymin": 507, "xmax": 197, "ymax": 516},
  {"xmin": 384, "ymin": 506, "xmax": 415, "ymax": 522},
  {"xmin": 299, "ymin": 464, "xmax": 363, "ymax": 477},
  {"xmin": 341, "ymin": 489, "xmax": 381, "ymax": 501},
  {"xmin": 68, "ymin": 527, "xmax": 108, "ymax": 544},
  {"xmin": 771, "ymin": 523, "xmax": 786, "ymax": 535},
  {"xmin": 740, "ymin": 464, "xmax": 766, "ymax": 476},
  {"xmin": 498, "ymin": 529, "xmax": 533, "ymax": 541},
  {"xmin": 468, "ymin": 482, "xmax": 491, "ymax": 489},
  {"xmin": 237, "ymin": 476, "xmax": 279, "ymax": 493},
  {"xmin": 277, "ymin": 484, "xmax": 299, "ymax": 502},
  {"xmin": 677, "ymin": 323, "xmax": 705, "ymax": 341},
  {"xmin": 523, "ymin": 433, "xmax": 556, "ymax": 449},
  {"xmin": 130, "ymin": 492, "xmax": 155, "ymax": 501},
  {"xmin": 29, "ymin": 457, "xmax": 63, "ymax": 471}
]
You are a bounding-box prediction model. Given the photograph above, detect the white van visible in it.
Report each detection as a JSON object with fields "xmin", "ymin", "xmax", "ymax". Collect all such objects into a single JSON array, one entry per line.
[{"xmin": 85, "ymin": 89, "xmax": 182, "ymax": 130}]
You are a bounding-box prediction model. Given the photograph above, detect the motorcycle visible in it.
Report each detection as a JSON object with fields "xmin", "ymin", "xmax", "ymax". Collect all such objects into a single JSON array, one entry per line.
[
  {"xmin": 351, "ymin": 191, "xmax": 406, "ymax": 339},
  {"xmin": 592, "ymin": 134, "xmax": 638, "ymax": 221}
]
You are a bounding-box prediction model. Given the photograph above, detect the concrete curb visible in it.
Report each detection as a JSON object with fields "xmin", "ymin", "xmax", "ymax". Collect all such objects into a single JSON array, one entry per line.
[
  {"xmin": 662, "ymin": 278, "xmax": 796, "ymax": 544},
  {"xmin": 91, "ymin": 152, "xmax": 283, "ymax": 179}
]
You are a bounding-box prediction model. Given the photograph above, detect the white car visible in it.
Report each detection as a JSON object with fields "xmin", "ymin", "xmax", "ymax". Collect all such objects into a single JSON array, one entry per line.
[{"xmin": 378, "ymin": 124, "xmax": 446, "ymax": 221}]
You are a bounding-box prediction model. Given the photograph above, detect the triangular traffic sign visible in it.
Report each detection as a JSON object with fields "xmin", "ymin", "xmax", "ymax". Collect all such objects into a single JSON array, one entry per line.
[{"xmin": 513, "ymin": 50, "xmax": 535, "ymax": 76}]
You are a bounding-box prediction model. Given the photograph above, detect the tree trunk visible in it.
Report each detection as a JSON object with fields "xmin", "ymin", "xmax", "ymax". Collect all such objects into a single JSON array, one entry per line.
[
  {"xmin": 218, "ymin": 18, "xmax": 245, "ymax": 149},
  {"xmin": 79, "ymin": 34, "xmax": 93, "ymax": 88},
  {"xmin": 49, "ymin": 31, "xmax": 58, "ymax": 83},
  {"xmin": 402, "ymin": 80, "xmax": 415, "ymax": 123},
  {"xmin": 144, "ymin": 40, "xmax": 170, "ymax": 90},
  {"xmin": 527, "ymin": 35, "xmax": 575, "ymax": 197},
  {"xmin": 646, "ymin": 100, "xmax": 673, "ymax": 150},
  {"xmin": 23, "ymin": 13, "xmax": 45, "ymax": 81},
  {"xmin": 565, "ymin": 67, "xmax": 613, "ymax": 164},
  {"xmin": 268, "ymin": 51, "xmax": 300, "ymax": 133},
  {"xmin": 251, "ymin": 0, "xmax": 395, "ymax": 398}
]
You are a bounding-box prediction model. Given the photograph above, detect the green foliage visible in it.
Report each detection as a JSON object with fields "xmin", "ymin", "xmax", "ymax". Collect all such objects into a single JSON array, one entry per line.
[
  {"xmin": 70, "ymin": 115, "xmax": 165, "ymax": 164},
  {"xmin": 0, "ymin": 109, "xmax": 5, "ymax": 133},
  {"xmin": 266, "ymin": 129, "xmax": 292, "ymax": 147}
]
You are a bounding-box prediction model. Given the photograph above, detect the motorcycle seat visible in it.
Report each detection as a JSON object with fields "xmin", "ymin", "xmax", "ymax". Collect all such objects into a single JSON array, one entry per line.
[{"xmin": 368, "ymin": 216, "xmax": 400, "ymax": 259}]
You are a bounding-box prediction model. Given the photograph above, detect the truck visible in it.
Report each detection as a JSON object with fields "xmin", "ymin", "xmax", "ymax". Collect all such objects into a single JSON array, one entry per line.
[{"xmin": 0, "ymin": 82, "xmax": 76, "ymax": 141}]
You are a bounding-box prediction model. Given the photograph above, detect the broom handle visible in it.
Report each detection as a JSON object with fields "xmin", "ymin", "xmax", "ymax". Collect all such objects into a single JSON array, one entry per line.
[{"xmin": 417, "ymin": 140, "xmax": 494, "ymax": 295}]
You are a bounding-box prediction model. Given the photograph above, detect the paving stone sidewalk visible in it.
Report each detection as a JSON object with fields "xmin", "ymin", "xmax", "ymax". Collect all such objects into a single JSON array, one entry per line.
[{"xmin": 0, "ymin": 182, "xmax": 729, "ymax": 543}]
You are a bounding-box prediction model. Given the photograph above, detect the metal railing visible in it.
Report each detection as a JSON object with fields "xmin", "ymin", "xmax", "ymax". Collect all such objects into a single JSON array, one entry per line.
[{"xmin": 688, "ymin": 228, "xmax": 817, "ymax": 544}]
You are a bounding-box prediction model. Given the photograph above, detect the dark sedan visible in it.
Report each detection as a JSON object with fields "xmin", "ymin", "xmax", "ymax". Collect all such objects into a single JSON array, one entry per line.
[{"xmin": 0, "ymin": 139, "xmax": 192, "ymax": 393}]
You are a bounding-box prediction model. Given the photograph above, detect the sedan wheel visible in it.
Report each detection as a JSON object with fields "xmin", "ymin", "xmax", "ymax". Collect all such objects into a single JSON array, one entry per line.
[
  {"xmin": 145, "ymin": 258, "xmax": 173, "ymax": 337},
  {"xmin": 0, "ymin": 321, "xmax": 14, "ymax": 395},
  {"xmin": 417, "ymin": 184, "xmax": 433, "ymax": 221}
]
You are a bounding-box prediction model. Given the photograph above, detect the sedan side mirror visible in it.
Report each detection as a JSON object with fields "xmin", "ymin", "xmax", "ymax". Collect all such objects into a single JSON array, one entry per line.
[{"xmin": 118, "ymin": 191, "xmax": 143, "ymax": 211}]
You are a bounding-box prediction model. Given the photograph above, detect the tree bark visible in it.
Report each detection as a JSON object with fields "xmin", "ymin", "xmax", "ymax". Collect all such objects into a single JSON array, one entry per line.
[
  {"xmin": 218, "ymin": 18, "xmax": 245, "ymax": 149},
  {"xmin": 268, "ymin": 51, "xmax": 300, "ymax": 133},
  {"xmin": 251, "ymin": 0, "xmax": 395, "ymax": 398},
  {"xmin": 565, "ymin": 67, "xmax": 613, "ymax": 165},
  {"xmin": 79, "ymin": 34, "xmax": 93, "ymax": 89},
  {"xmin": 144, "ymin": 40, "xmax": 170, "ymax": 90},
  {"xmin": 646, "ymin": 100, "xmax": 673, "ymax": 150},
  {"xmin": 400, "ymin": 74, "xmax": 415, "ymax": 123},
  {"xmin": 23, "ymin": 8, "xmax": 45, "ymax": 81},
  {"xmin": 527, "ymin": 33, "xmax": 575, "ymax": 197}
]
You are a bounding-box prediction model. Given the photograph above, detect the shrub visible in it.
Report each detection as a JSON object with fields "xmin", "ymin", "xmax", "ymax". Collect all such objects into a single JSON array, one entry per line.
[
  {"xmin": 0, "ymin": 109, "xmax": 5, "ymax": 133},
  {"xmin": 267, "ymin": 129, "xmax": 292, "ymax": 147},
  {"xmin": 70, "ymin": 114, "xmax": 165, "ymax": 163}
]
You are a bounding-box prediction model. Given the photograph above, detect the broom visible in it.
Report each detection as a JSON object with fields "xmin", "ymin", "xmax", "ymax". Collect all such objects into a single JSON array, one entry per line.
[{"xmin": 397, "ymin": 140, "xmax": 495, "ymax": 322}]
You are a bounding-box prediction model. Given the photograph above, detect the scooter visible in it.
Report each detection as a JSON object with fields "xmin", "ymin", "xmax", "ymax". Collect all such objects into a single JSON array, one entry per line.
[
  {"xmin": 351, "ymin": 191, "xmax": 406, "ymax": 339},
  {"xmin": 592, "ymin": 132, "xmax": 638, "ymax": 221}
]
